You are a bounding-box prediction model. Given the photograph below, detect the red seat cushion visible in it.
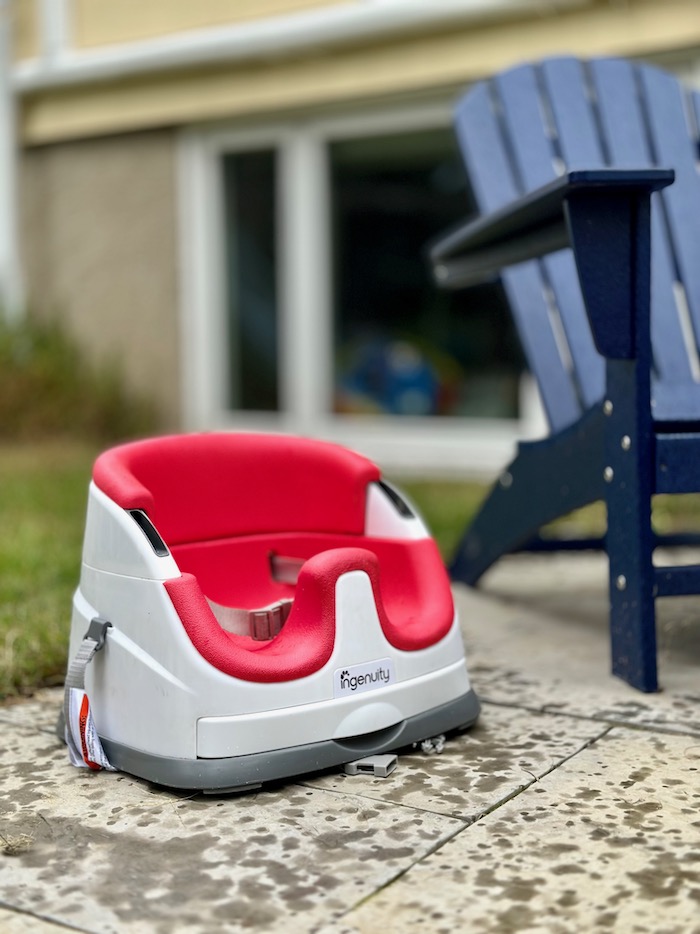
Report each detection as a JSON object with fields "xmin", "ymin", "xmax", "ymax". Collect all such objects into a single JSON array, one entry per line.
[
  {"xmin": 94, "ymin": 432, "xmax": 454, "ymax": 682},
  {"xmin": 93, "ymin": 433, "xmax": 380, "ymax": 545},
  {"xmin": 165, "ymin": 549, "xmax": 359, "ymax": 683},
  {"xmin": 164, "ymin": 542, "xmax": 454, "ymax": 682},
  {"xmin": 171, "ymin": 533, "xmax": 454, "ymax": 653}
]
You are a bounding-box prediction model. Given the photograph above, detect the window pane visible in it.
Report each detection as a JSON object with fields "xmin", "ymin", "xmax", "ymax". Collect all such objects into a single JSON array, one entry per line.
[
  {"xmin": 222, "ymin": 150, "xmax": 278, "ymax": 411},
  {"xmin": 331, "ymin": 129, "xmax": 523, "ymax": 418}
]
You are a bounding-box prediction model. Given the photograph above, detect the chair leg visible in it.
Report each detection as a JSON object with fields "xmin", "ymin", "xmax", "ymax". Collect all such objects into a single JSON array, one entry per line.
[
  {"xmin": 607, "ymin": 515, "xmax": 658, "ymax": 692},
  {"xmin": 451, "ymin": 406, "xmax": 604, "ymax": 584},
  {"xmin": 610, "ymin": 543, "xmax": 659, "ymax": 692},
  {"xmin": 605, "ymin": 510, "xmax": 658, "ymax": 694},
  {"xmin": 604, "ymin": 361, "xmax": 658, "ymax": 692}
]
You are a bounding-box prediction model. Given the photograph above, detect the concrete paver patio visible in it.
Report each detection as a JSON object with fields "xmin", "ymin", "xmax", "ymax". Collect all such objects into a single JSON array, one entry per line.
[{"xmin": 1, "ymin": 552, "xmax": 698, "ymax": 933}]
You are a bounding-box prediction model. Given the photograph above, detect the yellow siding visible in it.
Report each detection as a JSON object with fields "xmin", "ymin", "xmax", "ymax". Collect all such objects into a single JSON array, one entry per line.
[
  {"xmin": 21, "ymin": 0, "xmax": 700, "ymax": 144},
  {"xmin": 12, "ymin": 0, "xmax": 39, "ymax": 61},
  {"xmin": 73, "ymin": 0, "xmax": 341, "ymax": 47}
]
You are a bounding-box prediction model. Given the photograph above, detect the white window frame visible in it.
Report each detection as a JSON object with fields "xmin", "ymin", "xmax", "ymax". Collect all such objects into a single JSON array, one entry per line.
[{"xmin": 177, "ymin": 101, "xmax": 543, "ymax": 477}]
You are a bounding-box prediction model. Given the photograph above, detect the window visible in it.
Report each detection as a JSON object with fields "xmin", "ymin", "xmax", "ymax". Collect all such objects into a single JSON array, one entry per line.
[
  {"xmin": 330, "ymin": 128, "xmax": 522, "ymax": 419},
  {"xmin": 181, "ymin": 107, "xmax": 532, "ymax": 474}
]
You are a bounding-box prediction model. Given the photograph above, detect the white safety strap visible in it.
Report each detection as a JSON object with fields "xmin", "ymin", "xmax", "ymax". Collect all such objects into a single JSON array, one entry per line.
[
  {"xmin": 63, "ymin": 618, "xmax": 117, "ymax": 772},
  {"xmin": 207, "ymin": 553, "xmax": 304, "ymax": 640},
  {"xmin": 207, "ymin": 597, "xmax": 293, "ymax": 641},
  {"xmin": 270, "ymin": 554, "xmax": 305, "ymax": 585}
]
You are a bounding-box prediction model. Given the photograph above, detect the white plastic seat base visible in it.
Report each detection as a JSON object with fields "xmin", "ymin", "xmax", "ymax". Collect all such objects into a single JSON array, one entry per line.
[
  {"xmin": 62, "ymin": 433, "xmax": 480, "ymax": 789},
  {"xmin": 96, "ymin": 691, "xmax": 479, "ymax": 793}
]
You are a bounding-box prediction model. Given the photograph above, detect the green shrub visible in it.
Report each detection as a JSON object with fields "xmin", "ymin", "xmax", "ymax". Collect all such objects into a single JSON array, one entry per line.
[{"xmin": 0, "ymin": 316, "xmax": 157, "ymax": 441}]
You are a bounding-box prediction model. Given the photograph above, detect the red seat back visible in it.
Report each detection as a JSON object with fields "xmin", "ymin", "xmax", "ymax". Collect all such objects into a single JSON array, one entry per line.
[{"xmin": 93, "ymin": 433, "xmax": 380, "ymax": 545}]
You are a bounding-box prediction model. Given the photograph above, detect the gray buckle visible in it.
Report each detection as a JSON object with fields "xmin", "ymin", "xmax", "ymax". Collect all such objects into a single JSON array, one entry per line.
[
  {"xmin": 84, "ymin": 617, "xmax": 112, "ymax": 651},
  {"xmin": 250, "ymin": 601, "xmax": 292, "ymax": 641}
]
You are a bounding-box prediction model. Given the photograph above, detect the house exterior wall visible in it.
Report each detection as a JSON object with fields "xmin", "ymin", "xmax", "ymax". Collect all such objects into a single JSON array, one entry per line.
[
  {"xmin": 17, "ymin": 0, "xmax": 700, "ymax": 145},
  {"xmin": 12, "ymin": 0, "xmax": 38, "ymax": 62},
  {"xmin": 20, "ymin": 129, "xmax": 181, "ymax": 428},
  {"xmin": 11, "ymin": 0, "xmax": 700, "ymax": 472},
  {"xmin": 72, "ymin": 0, "xmax": 340, "ymax": 47}
]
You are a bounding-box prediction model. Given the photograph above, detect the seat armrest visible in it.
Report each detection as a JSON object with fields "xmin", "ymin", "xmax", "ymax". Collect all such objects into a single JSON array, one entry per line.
[{"xmin": 430, "ymin": 169, "xmax": 675, "ymax": 291}]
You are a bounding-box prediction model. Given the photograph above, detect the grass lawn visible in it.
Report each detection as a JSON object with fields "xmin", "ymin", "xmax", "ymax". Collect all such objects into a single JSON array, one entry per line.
[
  {"xmin": 0, "ymin": 442, "xmax": 99, "ymax": 699},
  {"xmin": 3, "ymin": 439, "xmax": 700, "ymax": 701}
]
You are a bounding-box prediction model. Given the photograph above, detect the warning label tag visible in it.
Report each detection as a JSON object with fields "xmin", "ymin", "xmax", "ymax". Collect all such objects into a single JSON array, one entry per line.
[{"xmin": 65, "ymin": 688, "xmax": 117, "ymax": 772}]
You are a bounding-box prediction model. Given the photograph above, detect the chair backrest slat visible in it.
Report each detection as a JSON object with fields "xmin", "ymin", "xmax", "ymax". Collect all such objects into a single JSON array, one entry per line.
[
  {"xmin": 540, "ymin": 58, "xmax": 607, "ymax": 170},
  {"xmin": 454, "ymin": 81, "xmax": 521, "ymax": 214},
  {"xmin": 639, "ymin": 66, "xmax": 700, "ymax": 363},
  {"xmin": 501, "ymin": 263, "xmax": 584, "ymax": 429},
  {"xmin": 454, "ymin": 56, "xmax": 700, "ymax": 431},
  {"xmin": 536, "ymin": 59, "xmax": 610, "ymax": 410},
  {"xmin": 492, "ymin": 65, "xmax": 558, "ymax": 191},
  {"xmin": 589, "ymin": 58, "xmax": 695, "ymax": 385},
  {"xmin": 456, "ymin": 61, "xmax": 605, "ymax": 430},
  {"xmin": 540, "ymin": 251, "xmax": 605, "ymax": 410},
  {"xmin": 492, "ymin": 62, "xmax": 608, "ymax": 414},
  {"xmin": 455, "ymin": 76, "xmax": 584, "ymax": 428}
]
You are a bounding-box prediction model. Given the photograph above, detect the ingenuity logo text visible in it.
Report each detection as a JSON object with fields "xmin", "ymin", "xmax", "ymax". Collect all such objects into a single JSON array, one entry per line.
[{"xmin": 333, "ymin": 658, "xmax": 396, "ymax": 698}]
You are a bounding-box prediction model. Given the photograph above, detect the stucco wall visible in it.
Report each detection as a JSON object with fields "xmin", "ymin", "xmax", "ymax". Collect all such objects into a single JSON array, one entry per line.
[{"xmin": 20, "ymin": 129, "xmax": 181, "ymax": 429}]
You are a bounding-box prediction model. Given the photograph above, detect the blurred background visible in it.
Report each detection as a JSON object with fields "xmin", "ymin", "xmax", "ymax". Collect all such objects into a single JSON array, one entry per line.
[{"xmin": 2, "ymin": 0, "xmax": 699, "ymax": 475}]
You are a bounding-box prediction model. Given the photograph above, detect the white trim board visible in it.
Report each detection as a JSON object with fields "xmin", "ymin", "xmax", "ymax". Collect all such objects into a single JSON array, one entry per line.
[{"xmin": 14, "ymin": 1, "xmax": 587, "ymax": 92}]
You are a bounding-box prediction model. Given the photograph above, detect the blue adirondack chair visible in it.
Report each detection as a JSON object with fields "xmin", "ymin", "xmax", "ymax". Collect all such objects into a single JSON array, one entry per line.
[{"xmin": 429, "ymin": 56, "xmax": 700, "ymax": 692}]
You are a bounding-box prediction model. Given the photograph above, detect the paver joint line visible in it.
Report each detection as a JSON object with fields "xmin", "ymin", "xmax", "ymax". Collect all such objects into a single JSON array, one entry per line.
[
  {"xmin": 479, "ymin": 696, "xmax": 700, "ymax": 738},
  {"xmin": 0, "ymin": 900, "xmax": 89, "ymax": 933}
]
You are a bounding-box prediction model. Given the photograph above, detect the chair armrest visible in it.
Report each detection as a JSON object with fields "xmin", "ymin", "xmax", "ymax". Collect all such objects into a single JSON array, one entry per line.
[{"xmin": 429, "ymin": 169, "xmax": 674, "ymax": 291}]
